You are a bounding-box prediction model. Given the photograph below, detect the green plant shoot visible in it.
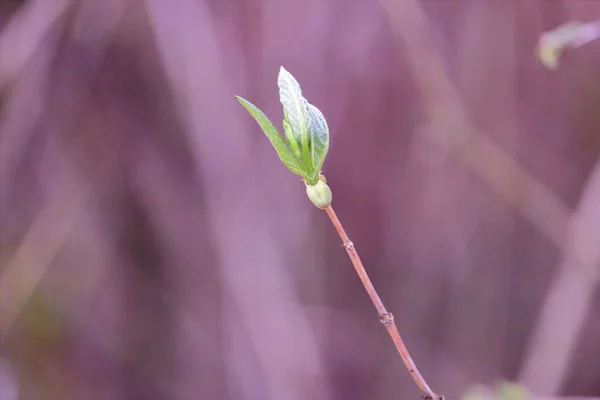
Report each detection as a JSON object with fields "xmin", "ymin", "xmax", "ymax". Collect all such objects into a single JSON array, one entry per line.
[
  {"xmin": 235, "ymin": 67, "xmax": 331, "ymax": 208},
  {"xmin": 235, "ymin": 67, "xmax": 443, "ymax": 400}
]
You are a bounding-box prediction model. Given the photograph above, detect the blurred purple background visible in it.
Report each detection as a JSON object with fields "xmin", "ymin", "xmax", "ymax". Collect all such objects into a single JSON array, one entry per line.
[{"xmin": 1, "ymin": 0, "xmax": 600, "ymax": 399}]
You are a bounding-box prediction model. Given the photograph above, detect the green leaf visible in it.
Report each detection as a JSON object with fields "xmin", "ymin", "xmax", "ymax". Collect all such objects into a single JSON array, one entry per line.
[
  {"xmin": 538, "ymin": 21, "xmax": 600, "ymax": 69},
  {"xmin": 301, "ymin": 130, "xmax": 314, "ymax": 183},
  {"xmin": 283, "ymin": 119, "xmax": 303, "ymax": 161},
  {"xmin": 235, "ymin": 96, "xmax": 307, "ymax": 177},
  {"xmin": 307, "ymin": 103, "xmax": 329, "ymax": 174},
  {"xmin": 278, "ymin": 67, "xmax": 310, "ymax": 144}
]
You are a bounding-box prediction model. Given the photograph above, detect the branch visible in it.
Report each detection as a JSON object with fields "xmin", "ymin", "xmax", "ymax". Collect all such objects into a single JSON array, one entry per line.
[{"xmin": 324, "ymin": 205, "xmax": 443, "ymax": 400}]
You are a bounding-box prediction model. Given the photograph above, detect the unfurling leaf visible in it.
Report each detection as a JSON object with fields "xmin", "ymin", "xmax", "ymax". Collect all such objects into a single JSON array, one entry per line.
[
  {"xmin": 278, "ymin": 67, "xmax": 310, "ymax": 143},
  {"xmin": 308, "ymin": 103, "xmax": 329, "ymax": 174},
  {"xmin": 236, "ymin": 67, "xmax": 331, "ymax": 187},
  {"xmin": 235, "ymin": 96, "xmax": 306, "ymax": 176},
  {"xmin": 283, "ymin": 118, "xmax": 303, "ymax": 161}
]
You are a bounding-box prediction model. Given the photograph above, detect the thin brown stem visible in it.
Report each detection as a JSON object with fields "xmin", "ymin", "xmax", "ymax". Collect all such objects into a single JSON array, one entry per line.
[{"xmin": 324, "ymin": 205, "xmax": 443, "ymax": 400}]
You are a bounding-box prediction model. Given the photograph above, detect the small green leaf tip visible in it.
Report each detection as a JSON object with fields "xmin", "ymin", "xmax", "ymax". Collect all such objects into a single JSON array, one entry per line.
[
  {"xmin": 306, "ymin": 180, "xmax": 332, "ymax": 209},
  {"xmin": 537, "ymin": 21, "xmax": 600, "ymax": 69}
]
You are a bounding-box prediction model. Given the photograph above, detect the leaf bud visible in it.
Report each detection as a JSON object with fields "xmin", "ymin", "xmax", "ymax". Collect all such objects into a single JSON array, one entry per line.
[{"xmin": 306, "ymin": 180, "xmax": 332, "ymax": 209}]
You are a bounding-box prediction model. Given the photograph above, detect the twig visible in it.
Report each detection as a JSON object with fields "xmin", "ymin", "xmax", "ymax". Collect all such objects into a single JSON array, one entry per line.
[{"xmin": 324, "ymin": 205, "xmax": 443, "ymax": 400}]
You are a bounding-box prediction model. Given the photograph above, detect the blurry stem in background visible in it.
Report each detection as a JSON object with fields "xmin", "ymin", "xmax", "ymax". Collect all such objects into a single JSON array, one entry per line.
[
  {"xmin": 0, "ymin": 0, "xmax": 73, "ymax": 90},
  {"xmin": 377, "ymin": 0, "xmax": 577, "ymax": 260},
  {"xmin": 324, "ymin": 205, "xmax": 443, "ymax": 400},
  {"xmin": 517, "ymin": 156, "xmax": 600, "ymax": 394},
  {"xmin": 379, "ymin": 1, "xmax": 600, "ymax": 395},
  {"xmin": 0, "ymin": 183, "xmax": 89, "ymax": 340},
  {"xmin": 518, "ymin": 23, "xmax": 600, "ymax": 395}
]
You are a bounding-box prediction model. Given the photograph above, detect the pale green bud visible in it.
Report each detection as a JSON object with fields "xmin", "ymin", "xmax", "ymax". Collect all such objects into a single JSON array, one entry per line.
[{"xmin": 306, "ymin": 180, "xmax": 332, "ymax": 209}]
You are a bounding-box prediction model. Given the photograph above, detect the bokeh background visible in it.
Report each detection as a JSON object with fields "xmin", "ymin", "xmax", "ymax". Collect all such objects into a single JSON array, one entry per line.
[{"xmin": 1, "ymin": 0, "xmax": 600, "ymax": 399}]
